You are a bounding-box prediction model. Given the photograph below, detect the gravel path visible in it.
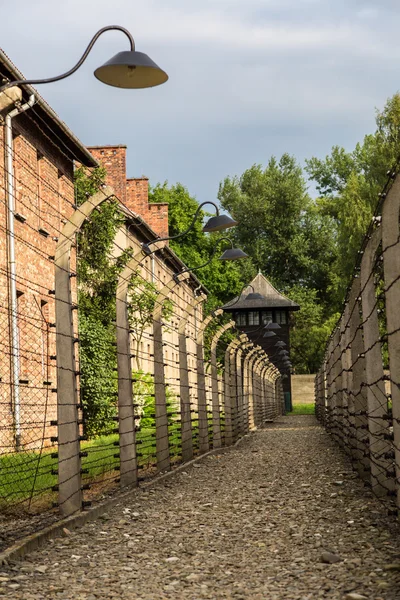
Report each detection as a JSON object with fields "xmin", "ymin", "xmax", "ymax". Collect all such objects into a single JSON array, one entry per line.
[{"xmin": 1, "ymin": 415, "xmax": 400, "ymax": 600}]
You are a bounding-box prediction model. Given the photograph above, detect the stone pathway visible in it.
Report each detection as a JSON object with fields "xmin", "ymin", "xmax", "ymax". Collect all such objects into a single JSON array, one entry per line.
[{"xmin": 1, "ymin": 415, "xmax": 400, "ymax": 599}]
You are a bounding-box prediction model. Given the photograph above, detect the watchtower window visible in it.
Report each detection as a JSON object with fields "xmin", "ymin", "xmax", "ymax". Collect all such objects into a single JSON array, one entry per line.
[
  {"xmin": 248, "ymin": 311, "xmax": 260, "ymax": 326},
  {"xmin": 235, "ymin": 312, "xmax": 246, "ymax": 326},
  {"xmin": 261, "ymin": 310, "xmax": 273, "ymax": 325},
  {"xmin": 275, "ymin": 311, "xmax": 287, "ymax": 325}
]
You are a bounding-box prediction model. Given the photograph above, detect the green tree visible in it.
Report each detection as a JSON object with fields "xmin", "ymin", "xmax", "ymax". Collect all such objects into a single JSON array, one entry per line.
[
  {"xmin": 285, "ymin": 286, "xmax": 339, "ymax": 374},
  {"xmin": 76, "ymin": 168, "xmax": 173, "ymax": 435},
  {"xmin": 149, "ymin": 182, "xmax": 250, "ymax": 311},
  {"xmin": 76, "ymin": 165, "xmax": 123, "ymax": 436},
  {"xmin": 306, "ymin": 93, "xmax": 400, "ymax": 292},
  {"xmin": 218, "ymin": 154, "xmax": 337, "ymax": 301}
]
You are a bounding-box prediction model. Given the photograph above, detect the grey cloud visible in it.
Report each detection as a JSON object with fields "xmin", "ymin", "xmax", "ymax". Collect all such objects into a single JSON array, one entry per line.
[{"xmin": 1, "ymin": 0, "xmax": 399, "ymax": 203}]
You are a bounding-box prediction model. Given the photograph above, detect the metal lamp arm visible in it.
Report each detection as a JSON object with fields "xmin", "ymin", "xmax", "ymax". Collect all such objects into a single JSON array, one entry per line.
[
  {"xmin": 143, "ymin": 201, "xmax": 220, "ymax": 255},
  {"xmin": 0, "ymin": 25, "xmax": 135, "ymax": 93},
  {"xmin": 176, "ymin": 236, "xmax": 232, "ymax": 277}
]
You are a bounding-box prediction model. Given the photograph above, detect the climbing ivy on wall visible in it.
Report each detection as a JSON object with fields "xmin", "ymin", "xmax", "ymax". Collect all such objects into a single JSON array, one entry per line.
[{"xmin": 75, "ymin": 167, "xmax": 172, "ymax": 437}]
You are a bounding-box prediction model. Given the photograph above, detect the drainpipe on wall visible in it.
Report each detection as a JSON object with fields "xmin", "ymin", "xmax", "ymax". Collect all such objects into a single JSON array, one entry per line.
[{"xmin": 4, "ymin": 92, "xmax": 36, "ymax": 449}]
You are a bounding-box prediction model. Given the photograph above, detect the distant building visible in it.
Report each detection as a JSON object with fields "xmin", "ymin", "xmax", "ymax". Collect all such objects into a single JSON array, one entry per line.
[{"xmin": 222, "ymin": 272, "xmax": 299, "ymax": 410}]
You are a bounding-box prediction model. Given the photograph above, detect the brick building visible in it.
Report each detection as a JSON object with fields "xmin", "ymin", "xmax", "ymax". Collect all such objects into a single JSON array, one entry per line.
[
  {"xmin": 0, "ymin": 51, "xmax": 205, "ymax": 453},
  {"xmin": 0, "ymin": 49, "xmax": 97, "ymax": 452},
  {"xmin": 89, "ymin": 145, "xmax": 206, "ymax": 401}
]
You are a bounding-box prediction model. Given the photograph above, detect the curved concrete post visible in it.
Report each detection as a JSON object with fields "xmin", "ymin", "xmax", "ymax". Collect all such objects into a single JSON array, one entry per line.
[
  {"xmin": 235, "ymin": 335, "xmax": 248, "ymax": 438},
  {"xmin": 153, "ymin": 272, "xmax": 190, "ymax": 472},
  {"xmin": 341, "ymin": 302, "xmax": 352, "ymax": 447},
  {"xmin": 178, "ymin": 293, "xmax": 206, "ymax": 461},
  {"xmin": 243, "ymin": 346, "xmax": 259, "ymax": 430},
  {"xmin": 260, "ymin": 363, "xmax": 271, "ymax": 423},
  {"xmin": 360, "ymin": 225, "xmax": 394, "ymax": 496},
  {"xmin": 348, "ymin": 278, "xmax": 369, "ymax": 478},
  {"xmin": 264, "ymin": 365, "xmax": 275, "ymax": 420},
  {"xmin": 331, "ymin": 327, "xmax": 342, "ymax": 445},
  {"xmin": 196, "ymin": 309, "xmax": 223, "ymax": 453},
  {"xmin": 275, "ymin": 374, "xmax": 284, "ymax": 416},
  {"xmin": 325, "ymin": 336, "xmax": 335, "ymax": 434},
  {"xmin": 252, "ymin": 354, "xmax": 264, "ymax": 426},
  {"xmin": 240, "ymin": 341, "xmax": 253, "ymax": 432},
  {"xmin": 382, "ymin": 173, "xmax": 400, "ymax": 509},
  {"xmin": 115, "ymin": 241, "xmax": 166, "ymax": 487},
  {"xmin": 210, "ymin": 321, "xmax": 235, "ymax": 448},
  {"xmin": 225, "ymin": 338, "xmax": 240, "ymax": 445},
  {"xmin": 55, "ymin": 185, "xmax": 114, "ymax": 516}
]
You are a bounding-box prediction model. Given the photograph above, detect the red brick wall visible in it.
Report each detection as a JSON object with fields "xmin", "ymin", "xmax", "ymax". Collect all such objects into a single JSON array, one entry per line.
[
  {"xmin": 0, "ymin": 114, "xmax": 75, "ymax": 451},
  {"xmin": 88, "ymin": 146, "xmax": 127, "ymax": 205},
  {"xmin": 90, "ymin": 146, "xmax": 169, "ymax": 239}
]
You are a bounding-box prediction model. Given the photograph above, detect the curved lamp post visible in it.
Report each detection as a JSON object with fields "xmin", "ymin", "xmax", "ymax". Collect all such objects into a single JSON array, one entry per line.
[
  {"xmin": 0, "ymin": 25, "xmax": 168, "ymax": 93},
  {"xmin": 142, "ymin": 203, "xmax": 238, "ymax": 256},
  {"xmin": 174, "ymin": 237, "xmax": 248, "ymax": 278}
]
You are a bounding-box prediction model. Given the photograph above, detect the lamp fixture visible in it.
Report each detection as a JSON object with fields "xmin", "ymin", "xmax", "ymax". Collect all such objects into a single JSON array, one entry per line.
[
  {"xmin": 174, "ymin": 237, "xmax": 247, "ymax": 280},
  {"xmin": 142, "ymin": 202, "xmax": 237, "ymax": 256},
  {"xmin": 265, "ymin": 322, "xmax": 281, "ymax": 331},
  {"xmin": 245, "ymin": 291, "xmax": 265, "ymax": 301},
  {"xmin": 0, "ymin": 26, "xmax": 168, "ymax": 93},
  {"xmin": 263, "ymin": 331, "xmax": 276, "ymax": 338}
]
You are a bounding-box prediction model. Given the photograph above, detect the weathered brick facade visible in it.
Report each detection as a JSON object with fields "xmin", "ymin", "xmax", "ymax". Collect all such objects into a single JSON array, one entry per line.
[
  {"xmin": 0, "ymin": 111, "xmax": 78, "ymax": 451},
  {"xmin": 0, "ymin": 51, "xmax": 206, "ymax": 459},
  {"xmin": 88, "ymin": 146, "xmax": 169, "ymax": 239}
]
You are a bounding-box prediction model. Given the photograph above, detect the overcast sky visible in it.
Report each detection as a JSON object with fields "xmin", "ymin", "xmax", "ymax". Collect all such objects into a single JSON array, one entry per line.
[{"xmin": 1, "ymin": 0, "xmax": 399, "ymax": 202}]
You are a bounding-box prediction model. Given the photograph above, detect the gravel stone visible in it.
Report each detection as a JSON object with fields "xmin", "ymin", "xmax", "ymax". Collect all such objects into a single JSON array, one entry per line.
[{"xmin": 1, "ymin": 415, "xmax": 400, "ymax": 600}]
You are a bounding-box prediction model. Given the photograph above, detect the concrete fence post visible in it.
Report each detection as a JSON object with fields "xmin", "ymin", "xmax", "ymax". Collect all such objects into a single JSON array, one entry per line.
[
  {"xmin": 55, "ymin": 185, "xmax": 114, "ymax": 516},
  {"xmin": 115, "ymin": 241, "xmax": 166, "ymax": 488},
  {"xmin": 178, "ymin": 293, "xmax": 206, "ymax": 460},
  {"xmin": 382, "ymin": 173, "xmax": 400, "ymax": 510},
  {"xmin": 348, "ymin": 278, "xmax": 370, "ymax": 479},
  {"xmin": 210, "ymin": 321, "xmax": 235, "ymax": 449},
  {"xmin": 224, "ymin": 338, "xmax": 240, "ymax": 445},
  {"xmin": 360, "ymin": 225, "xmax": 395, "ymax": 497},
  {"xmin": 235, "ymin": 335, "xmax": 248, "ymax": 438},
  {"xmin": 153, "ymin": 273, "xmax": 190, "ymax": 472},
  {"xmin": 243, "ymin": 345, "xmax": 258, "ymax": 431},
  {"xmin": 196, "ymin": 309, "xmax": 223, "ymax": 454}
]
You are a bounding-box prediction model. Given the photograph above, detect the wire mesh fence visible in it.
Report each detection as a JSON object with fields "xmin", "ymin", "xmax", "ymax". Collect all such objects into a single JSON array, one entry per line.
[
  {"xmin": 0, "ymin": 130, "xmax": 284, "ymax": 549},
  {"xmin": 315, "ymin": 169, "xmax": 400, "ymax": 517}
]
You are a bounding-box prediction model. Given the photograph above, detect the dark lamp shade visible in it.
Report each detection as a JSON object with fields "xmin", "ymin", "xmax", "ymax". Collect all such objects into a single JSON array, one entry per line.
[
  {"xmin": 203, "ymin": 214, "xmax": 238, "ymax": 233},
  {"xmin": 245, "ymin": 292, "xmax": 265, "ymax": 301},
  {"xmin": 94, "ymin": 51, "xmax": 168, "ymax": 88},
  {"xmin": 263, "ymin": 331, "xmax": 276, "ymax": 338},
  {"xmin": 265, "ymin": 322, "xmax": 281, "ymax": 330},
  {"xmin": 219, "ymin": 248, "xmax": 248, "ymax": 261},
  {"xmin": 275, "ymin": 341, "xmax": 286, "ymax": 348}
]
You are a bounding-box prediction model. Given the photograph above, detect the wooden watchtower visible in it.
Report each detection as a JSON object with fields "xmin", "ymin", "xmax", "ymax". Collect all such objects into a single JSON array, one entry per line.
[{"xmin": 222, "ymin": 273, "xmax": 300, "ymax": 410}]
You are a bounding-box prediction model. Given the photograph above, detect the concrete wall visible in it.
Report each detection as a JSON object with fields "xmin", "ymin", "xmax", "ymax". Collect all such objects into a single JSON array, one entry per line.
[{"xmin": 291, "ymin": 374, "xmax": 316, "ymax": 404}]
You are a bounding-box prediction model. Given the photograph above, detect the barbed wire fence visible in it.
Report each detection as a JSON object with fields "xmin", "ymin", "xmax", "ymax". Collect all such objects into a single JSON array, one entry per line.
[
  {"xmin": 0, "ymin": 134, "xmax": 284, "ymax": 547},
  {"xmin": 315, "ymin": 168, "xmax": 400, "ymax": 516}
]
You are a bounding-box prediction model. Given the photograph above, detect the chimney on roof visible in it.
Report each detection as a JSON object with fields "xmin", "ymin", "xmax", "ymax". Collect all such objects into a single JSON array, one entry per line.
[{"xmin": 87, "ymin": 145, "xmax": 127, "ymax": 205}]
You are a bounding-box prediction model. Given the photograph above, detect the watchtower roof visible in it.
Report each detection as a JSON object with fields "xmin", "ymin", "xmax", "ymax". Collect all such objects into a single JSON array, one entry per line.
[{"xmin": 222, "ymin": 272, "xmax": 300, "ymax": 311}]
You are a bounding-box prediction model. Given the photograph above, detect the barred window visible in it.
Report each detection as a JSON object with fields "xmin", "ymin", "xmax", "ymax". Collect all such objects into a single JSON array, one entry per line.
[
  {"xmin": 235, "ymin": 312, "xmax": 246, "ymax": 326},
  {"xmin": 262, "ymin": 310, "xmax": 273, "ymax": 325},
  {"xmin": 248, "ymin": 311, "xmax": 260, "ymax": 326},
  {"xmin": 275, "ymin": 311, "xmax": 287, "ymax": 325}
]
